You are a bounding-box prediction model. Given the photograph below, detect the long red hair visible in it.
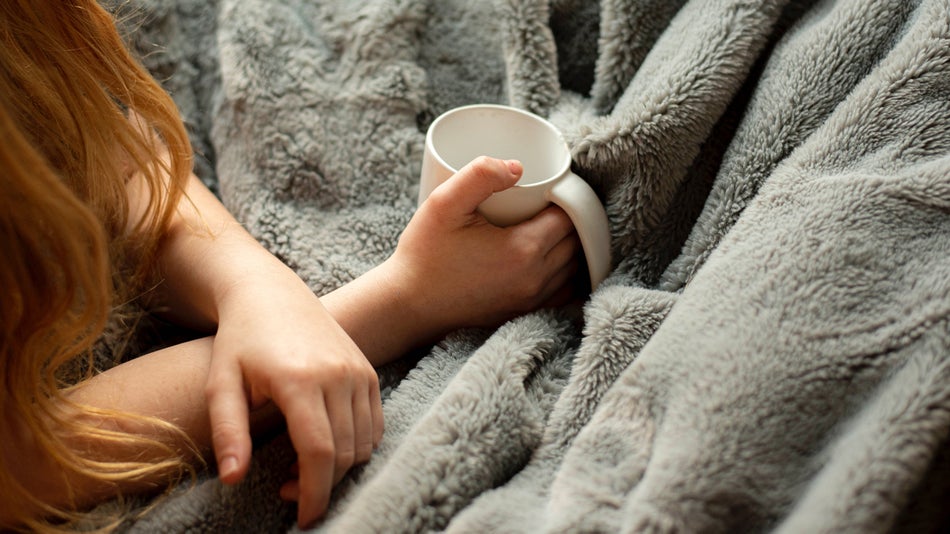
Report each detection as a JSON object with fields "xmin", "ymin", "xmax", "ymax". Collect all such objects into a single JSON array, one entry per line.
[{"xmin": 0, "ymin": 1, "xmax": 195, "ymax": 530}]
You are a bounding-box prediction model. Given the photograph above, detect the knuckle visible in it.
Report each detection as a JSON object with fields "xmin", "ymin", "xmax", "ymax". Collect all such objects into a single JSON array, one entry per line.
[
  {"xmin": 335, "ymin": 448, "xmax": 356, "ymax": 471},
  {"xmin": 210, "ymin": 419, "xmax": 244, "ymax": 445},
  {"xmin": 514, "ymin": 238, "xmax": 543, "ymax": 263},
  {"xmin": 280, "ymin": 360, "xmax": 326, "ymax": 388},
  {"xmin": 299, "ymin": 439, "xmax": 335, "ymax": 462},
  {"xmin": 203, "ymin": 381, "xmax": 222, "ymax": 399},
  {"xmin": 470, "ymin": 156, "xmax": 504, "ymax": 181},
  {"xmin": 426, "ymin": 187, "xmax": 450, "ymax": 207},
  {"xmin": 283, "ymin": 357, "xmax": 371, "ymax": 396},
  {"xmin": 355, "ymin": 441, "xmax": 374, "ymax": 463},
  {"xmin": 423, "ymin": 189, "xmax": 454, "ymax": 219},
  {"xmin": 362, "ymin": 362, "xmax": 380, "ymax": 382},
  {"xmin": 472, "ymin": 155, "xmax": 496, "ymax": 169},
  {"xmin": 203, "ymin": 374, "xmax": 233, "ymax": 399},
  {"xmin": 323, "ymin": 358, "xmax": 358, "ymax": 382}
]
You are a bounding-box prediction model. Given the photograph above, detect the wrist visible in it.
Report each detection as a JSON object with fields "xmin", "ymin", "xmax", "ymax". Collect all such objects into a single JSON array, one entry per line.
[
  {"xmin": 212, "ymin": 246, "xmax": 320, "ymax": 324},
  {"xmin": 372, "ymin": 256, "xmax": 433, "ymax": 335},
  {"xmin": 321, "ymin": 256, "xmax": 445, "ymax": 366}
]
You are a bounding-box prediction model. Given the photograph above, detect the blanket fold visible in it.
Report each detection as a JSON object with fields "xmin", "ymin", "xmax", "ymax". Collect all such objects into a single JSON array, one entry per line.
[{"xmin": 109, "ymin": 0, "xmax": 950, "ymax": 532}]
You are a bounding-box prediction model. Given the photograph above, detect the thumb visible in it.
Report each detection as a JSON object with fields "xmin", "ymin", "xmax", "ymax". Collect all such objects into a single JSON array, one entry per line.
[{"xmin": 429, "ymin": 156, "xmax": 523, "ymax": 217}]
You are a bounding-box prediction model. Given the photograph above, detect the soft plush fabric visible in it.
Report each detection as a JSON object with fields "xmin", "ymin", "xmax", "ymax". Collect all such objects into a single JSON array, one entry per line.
[{"xmin": 108, "ymin": 0, "xmax": 950, "ymax": 532}]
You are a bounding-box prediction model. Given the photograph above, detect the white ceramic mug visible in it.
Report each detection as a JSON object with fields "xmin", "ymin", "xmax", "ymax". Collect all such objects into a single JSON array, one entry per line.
[{"xmin": 419, "ymin": 104, "xmax": 611, "ymax": 290}]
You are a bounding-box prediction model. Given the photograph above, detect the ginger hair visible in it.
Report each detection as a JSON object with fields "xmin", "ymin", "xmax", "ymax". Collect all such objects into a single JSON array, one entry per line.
[{"xmin": 0, "ymin": 1, "xmax": 196, "ymax": 530}]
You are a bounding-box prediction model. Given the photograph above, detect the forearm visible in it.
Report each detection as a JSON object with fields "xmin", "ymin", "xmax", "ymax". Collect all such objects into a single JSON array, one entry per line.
[
  {"xmin": 150, "ymin": 173, "xmax": 445, "ymax": 366},
  {"xmin": 2, "ymin": 339, "xmax": 279, "ymax": 520},
  {"xmin": 150, "ymin": 174, "xmax": 304, "ymax": 331},
  {"xmin": 65, "ymin": 338, "xmax": 282, "ymax": 457},
  {"xmin": 321, "ymin": 258, "xmax": 454, "ymax": 367},
  {"xmin": 67, "ymin": 338, "xmax": 216, "ymax": 461}
]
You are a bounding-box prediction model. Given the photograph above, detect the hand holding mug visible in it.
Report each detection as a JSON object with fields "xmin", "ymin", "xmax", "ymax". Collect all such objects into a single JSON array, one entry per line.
[
  {"xmin": 419, "ymin": 104, "xmax": 611, "ymax": 290},
  {"xmin": 394, "ymin": 156, "xmax": 581, "ymax": 330}
]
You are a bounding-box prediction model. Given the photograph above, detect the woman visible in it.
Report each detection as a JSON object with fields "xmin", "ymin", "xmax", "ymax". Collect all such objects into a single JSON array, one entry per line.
[{"xmin": 0, "ymin": 1, "xmax": 580, "ymax": 531}]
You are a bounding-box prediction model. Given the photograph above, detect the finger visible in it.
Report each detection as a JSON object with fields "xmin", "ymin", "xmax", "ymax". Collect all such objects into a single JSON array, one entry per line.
[
  {"xmin": 545, "ymin": 232, "xmax": 581, "ymax": 271},
  {"xmin": 280, "ymin": 393, "xmax": 335, "ymax": 528},
  {"xmin": 280, "ymin": 480, "xmax": 300, "ymax": 502},
  {"xmin": 325, "ymin": 384, "xmax": 357, "ymax": 485},
  {"xmin": 426, "ymin": 156, "xmax": 523, "ymax": 218},
  {"xmin": 520, "ymin": 205, "xmax": 576, "ymax": 254},
  {"xmin": 205, "ymin": 363, "xmax": 253, "ymax": 485}
]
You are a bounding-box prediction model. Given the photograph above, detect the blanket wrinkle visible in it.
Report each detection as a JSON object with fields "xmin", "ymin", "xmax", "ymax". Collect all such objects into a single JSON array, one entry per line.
[
  {"xmin": 776, "ymin": 326, "xmax": 950, "ymax": 533},
  {"xmin": 500, "ymin": 0, "xmax": 561, "ymax": 116},
  {"xmin": 445, "ymin": 286, "xmax": 677, "ymax": 533},
  {"xmin": 103, "ymin": 0, "xmax": 950, "ymax": 532},
  {"xmin": 548, "ymin": 0, "xmax": 599, "ymax": 98},
  {"xmin": 658, "ymin": 0, "xmax": 922, "ymax": 292},
  {"xmin": 569, "ymin": 0, "xmax": 790, "ymax": 285},
  {"xmin": 588, "ymin": 0, "xmax": 688, "ymax": 114}
]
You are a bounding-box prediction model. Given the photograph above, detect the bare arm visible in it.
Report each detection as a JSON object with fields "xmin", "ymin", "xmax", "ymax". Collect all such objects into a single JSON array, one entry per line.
[
  {"xmin": 4, "ymin": 156, "xmax": 578, "ymax": 529},
  {"xmin": 140, "ymin": 170, "xmax": 383, "ymax": 527}
]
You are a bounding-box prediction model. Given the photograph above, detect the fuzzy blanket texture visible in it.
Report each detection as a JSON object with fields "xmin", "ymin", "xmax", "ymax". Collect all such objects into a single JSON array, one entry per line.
[{"xmin": 107, "ymin": 0, "xmax": 950, "ymax": 532}]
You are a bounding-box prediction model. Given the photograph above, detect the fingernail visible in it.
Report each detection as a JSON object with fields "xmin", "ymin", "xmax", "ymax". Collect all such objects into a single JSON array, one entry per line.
[
  {"xmin": 220, "ymin": 456, "xmax": 238, "ymax": 479},
  {"xmin": 506, "ymin": 159, "xmax": 523, "ymax": 175}
]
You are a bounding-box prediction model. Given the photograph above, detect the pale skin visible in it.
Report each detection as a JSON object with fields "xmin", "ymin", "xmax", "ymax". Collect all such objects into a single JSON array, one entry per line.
[{"xmin": 1, "ymin": 156, "xmax": 579, "ymax": 528}]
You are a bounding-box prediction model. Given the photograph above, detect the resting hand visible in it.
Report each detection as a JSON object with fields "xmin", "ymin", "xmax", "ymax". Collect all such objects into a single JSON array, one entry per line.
[{"xmin": 204, "ymin": 266, "xmax": 382, "ymax": 528}]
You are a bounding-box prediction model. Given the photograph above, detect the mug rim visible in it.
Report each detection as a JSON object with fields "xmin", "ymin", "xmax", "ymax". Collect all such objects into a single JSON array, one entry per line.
[{"xmin": 426, "ymin": 103, "xmax": 573, "ymax": 187}]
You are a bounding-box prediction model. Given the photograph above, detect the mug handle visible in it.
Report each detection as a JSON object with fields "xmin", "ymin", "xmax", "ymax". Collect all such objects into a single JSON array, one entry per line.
[{"xmin": 547, "ymin": 173, "xmax": 612, "ymax": 290}]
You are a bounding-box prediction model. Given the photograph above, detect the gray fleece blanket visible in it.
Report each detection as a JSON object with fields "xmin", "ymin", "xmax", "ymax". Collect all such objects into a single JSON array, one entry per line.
[{"xmin": 109, "ymin": 0, "xmax": 950, "ymax": 532}]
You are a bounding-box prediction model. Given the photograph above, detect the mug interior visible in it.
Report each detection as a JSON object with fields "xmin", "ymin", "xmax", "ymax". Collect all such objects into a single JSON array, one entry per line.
[{"xmin": 429, "ymin": 106, "xmax": 568, "ymax": 185}]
